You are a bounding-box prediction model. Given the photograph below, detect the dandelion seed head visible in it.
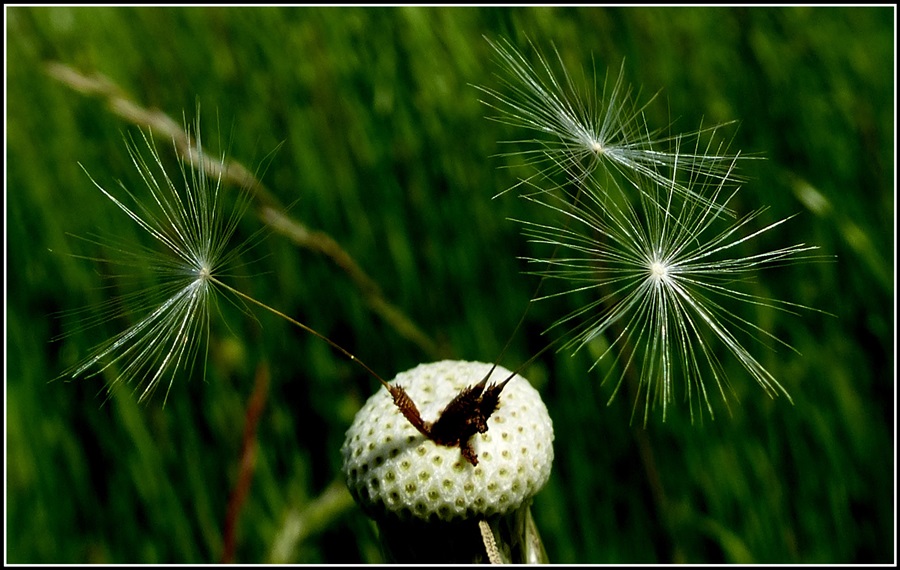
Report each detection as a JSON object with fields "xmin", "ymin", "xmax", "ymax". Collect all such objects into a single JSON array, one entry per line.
[{"xmin": 341, "ymin": 361, "xmax": 554, "ymax": 522}]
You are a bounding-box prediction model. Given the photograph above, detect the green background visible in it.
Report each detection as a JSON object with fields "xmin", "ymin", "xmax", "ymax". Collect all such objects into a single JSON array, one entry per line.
[{"xmin": 6, "ymin": 6, "xmax": 894, "ymax": 564}]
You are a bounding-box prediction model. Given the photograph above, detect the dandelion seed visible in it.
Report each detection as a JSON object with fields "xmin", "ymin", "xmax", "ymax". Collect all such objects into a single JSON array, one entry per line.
[
  {"xmin": 58, "ymin": 113, "xmax": 395, "ymax": 410},
  {"xmin": 477, "ymin": 37, "xmax": 745, "ymax": 212},
  {"xmin": 57, "ymin": 115, "xmax": 255, "ymax": 405},
  {"xmin": 516, "ymin": 149, "xmax": 829, "ymax": 424}
]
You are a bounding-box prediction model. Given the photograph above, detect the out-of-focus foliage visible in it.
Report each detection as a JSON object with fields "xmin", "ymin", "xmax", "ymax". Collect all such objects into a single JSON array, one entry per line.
[{"xmin": 6, "ymin": 6, "xmax": 894, "ymax": 564}]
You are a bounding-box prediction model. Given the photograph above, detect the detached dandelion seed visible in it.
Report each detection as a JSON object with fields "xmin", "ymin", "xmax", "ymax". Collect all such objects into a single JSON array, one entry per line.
[
  {"xmin": 517, "ymin": 148, "xmax": 829, "ymax": 423},
  {"xmin": 480, "ymin": 36, "xmax": 833, "ymax": 423},
  {"xmin": 58, "ymin": 115, "xmax": 254, "ymax": 405},
  {"xmin": 478, "ymin": 37, "xmax": 745, "ymax": 212},
  {"xmin": 59, "ymin": 112, "xmax": 394, "ymax": 411}
]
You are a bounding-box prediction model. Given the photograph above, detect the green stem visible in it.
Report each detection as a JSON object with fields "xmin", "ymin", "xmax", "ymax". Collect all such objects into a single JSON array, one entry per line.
[{"xmin": 375, "ymin": 503, "xmax": 548, "ymax": 564}]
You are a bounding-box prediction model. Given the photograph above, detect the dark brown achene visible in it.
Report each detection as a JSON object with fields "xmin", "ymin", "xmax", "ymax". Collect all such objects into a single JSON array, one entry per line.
[{"xmin": 388, "ymin": 373, "xmax": 512, "ymax": 466}]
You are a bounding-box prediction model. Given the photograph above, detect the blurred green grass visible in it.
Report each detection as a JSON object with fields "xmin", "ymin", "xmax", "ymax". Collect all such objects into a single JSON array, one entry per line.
[{"xmin": 5, "ymin": 5, "xmax": 894, "ymax": 564}]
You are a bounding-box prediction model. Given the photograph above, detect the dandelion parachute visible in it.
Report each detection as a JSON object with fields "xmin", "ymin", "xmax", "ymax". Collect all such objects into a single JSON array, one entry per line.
[
  {"xmin": 58, "ymin": 118, "xmax": 253, "ymax": 404},
  {"xmin": 482, "ymin": 37, "xmax": 830, "ymax": 422}
]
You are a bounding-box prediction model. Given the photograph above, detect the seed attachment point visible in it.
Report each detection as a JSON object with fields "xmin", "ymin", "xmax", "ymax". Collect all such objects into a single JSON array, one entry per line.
[{"xmin": 650, "ymin": 260, "xmax": 669, "ymax": 280}]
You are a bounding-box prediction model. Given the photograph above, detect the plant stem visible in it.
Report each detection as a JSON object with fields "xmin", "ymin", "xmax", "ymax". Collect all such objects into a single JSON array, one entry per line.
[
  {"xmin": 267, "ymin": 478, "xmax": 357, "ymax": 564},
  {"xmin": 221, "ymin": 362, "xmax": 270, "ymax": 564},
  {"xmin": 375, "ymin": 504, "xmax": 548, "ymax": 563}
]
